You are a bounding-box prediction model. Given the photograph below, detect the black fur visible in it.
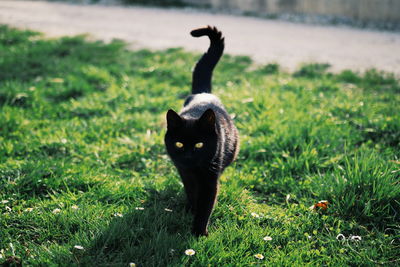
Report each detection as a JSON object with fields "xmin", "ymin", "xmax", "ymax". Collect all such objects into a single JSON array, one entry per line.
[
  {"xmin": 165, "ymin": 26, "xmax": 239, "ymax": 236},
  {"xmin": 191, "ymin": 26, "xmax": 224, "ymax": 94}
]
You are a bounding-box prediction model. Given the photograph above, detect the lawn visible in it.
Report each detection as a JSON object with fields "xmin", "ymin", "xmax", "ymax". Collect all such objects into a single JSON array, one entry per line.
[{"xmin": 0, "ymin": 25, "xmax": 399, "ymax": 266}]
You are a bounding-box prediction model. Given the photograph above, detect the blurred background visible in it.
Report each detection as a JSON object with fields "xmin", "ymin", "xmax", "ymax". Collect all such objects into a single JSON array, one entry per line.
[
  {"xmin": 42, "ymin": 0, "xmax": 400, "ymax": 29},
  {"xmin": 0, "ymin": 0, "xmax": 399, "ymax": 74}
]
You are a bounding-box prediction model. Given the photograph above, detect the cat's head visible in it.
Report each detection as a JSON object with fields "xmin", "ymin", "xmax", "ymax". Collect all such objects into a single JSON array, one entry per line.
[{"xmin": 164, "ymin": 109, "xmax": 218, "ymax": 168}]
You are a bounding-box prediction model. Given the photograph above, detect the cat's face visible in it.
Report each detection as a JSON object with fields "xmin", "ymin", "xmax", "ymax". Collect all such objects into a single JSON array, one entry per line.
[{"xmin": 165, "ymin": 109, "xmax": 218, "ymax": 169}]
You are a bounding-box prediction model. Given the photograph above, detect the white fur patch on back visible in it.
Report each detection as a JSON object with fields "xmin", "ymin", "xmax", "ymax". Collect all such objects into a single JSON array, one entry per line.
[
  {"xmin": 186, "ymin": 93, "xmax": 221, "ymax": 107},
  {"xmin": 180, "ymin": 93, "xmax": 224, "ymax": 119}
]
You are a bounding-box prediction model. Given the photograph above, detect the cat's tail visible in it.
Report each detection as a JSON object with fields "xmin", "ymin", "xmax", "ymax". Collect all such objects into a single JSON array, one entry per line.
[{"xmin": 191, "ymin": 26, "xmax": 224, "ymax": 94}]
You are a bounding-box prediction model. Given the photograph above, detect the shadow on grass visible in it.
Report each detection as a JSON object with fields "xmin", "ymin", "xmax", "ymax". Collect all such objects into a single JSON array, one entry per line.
[{"xmin": 76, "ymin": 187, "xmax": 194, "ymax": 266}]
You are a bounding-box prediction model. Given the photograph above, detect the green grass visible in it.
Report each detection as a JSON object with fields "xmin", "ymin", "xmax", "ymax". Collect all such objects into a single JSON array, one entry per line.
[{"xmin": 0, "ymin": 25, "xmax": 399, "ymax": 266}]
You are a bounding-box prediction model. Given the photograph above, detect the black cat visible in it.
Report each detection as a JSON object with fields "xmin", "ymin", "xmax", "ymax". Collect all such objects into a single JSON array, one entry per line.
[{"xmin": 164, "ymin": 26, "xmax": 239, "ymax": 236}]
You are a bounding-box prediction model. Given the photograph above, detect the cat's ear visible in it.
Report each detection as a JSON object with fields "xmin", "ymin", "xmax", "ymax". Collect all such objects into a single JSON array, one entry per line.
[
  {"xmin": 198, "ymin": 109, "xmax": 216, "ymax": 130},
  {"xmin": 166, "ymin": 109, "xmax": 183, "ymax": 130}
]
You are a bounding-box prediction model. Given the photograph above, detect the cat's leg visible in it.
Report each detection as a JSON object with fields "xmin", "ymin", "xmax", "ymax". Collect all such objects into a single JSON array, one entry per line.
[
  {"xmin": 179, "ymin": 169, "xmax": 198, "ymax": 214},
  {"xmin": 192, "ymin": 175, "xmax": 219, "ymax": 236}
]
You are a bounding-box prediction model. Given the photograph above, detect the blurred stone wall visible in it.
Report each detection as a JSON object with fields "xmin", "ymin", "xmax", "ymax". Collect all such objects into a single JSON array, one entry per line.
[{"xmin": 184, "ymin": 0, "xmax": 400, "ymax": 24}]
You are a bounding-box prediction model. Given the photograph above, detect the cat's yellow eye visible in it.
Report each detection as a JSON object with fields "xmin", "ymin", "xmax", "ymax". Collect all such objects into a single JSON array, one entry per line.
[
  {"xmin": 195, "ymin": 142, "xmax": 204, "ymax": 149},
  {"xmin": 175, "ymin": 142, "xmax": 184, "ymax": 148}
]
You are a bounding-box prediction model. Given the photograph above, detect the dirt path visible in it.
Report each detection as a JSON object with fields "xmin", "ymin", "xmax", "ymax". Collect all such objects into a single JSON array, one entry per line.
[{"xmin": 1, "ymin": 0, "xmax": 400, "ymax": 74}]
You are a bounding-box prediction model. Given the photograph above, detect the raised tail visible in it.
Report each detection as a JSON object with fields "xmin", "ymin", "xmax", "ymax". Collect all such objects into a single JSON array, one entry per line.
[{"xmin": 191, "ymin": 26, "xmax": 224, "ymax": 94}]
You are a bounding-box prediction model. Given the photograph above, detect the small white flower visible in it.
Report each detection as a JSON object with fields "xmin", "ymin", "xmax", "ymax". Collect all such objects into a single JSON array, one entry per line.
[
  {"xmin": 336, "ymin": 234, "xmax": 346, "ymax": 241},
  {"xmin": 164, "ymin": 208, "xmax": 173, "ymax": 212},
  {"xmin": 307, "ymin": 235, "xmax": 312, "ymax": 239},
  {"xmin": 185, "ymin": 249, "xmax": 195, "ymax": 256},
  {"xmin": 135, "ymin": 207, "xmax": 144, "ymax": 210},
  {"xmin": 61, "ymin": 138, "xmax": 68, "ymax": 144},
  {"xmin": 73, "ymin": 245, "xmax": 84, "ymax": 250},
  {"xmin": 129, "ymin": 263, "xmax": 136, "ymax": 267},
  {"xmin": 263, "ymin": 236, "xmax": 272, "ymax": 241},
  {"xmin": 25, "ymin": 208, "xmax": 34, "ymax": 212},
  {"xmin": 113, "ymin": 212, "xmax": 123, "ymax": 217},
  {"xmin": 251, "ymin": 212, "xmax": 260, "ymax": 218},
  {"xmin": 350, "ymin": 235, "xmax": 362, "ymax": 241},
  {"xmin": 1, "ymin": 200, "xmax": 9, "ymax": 204},
  {"xmin": 52, "ymin": 208, "xmax": 61, "ymax": 214},
  {"xmin": 5, "ymin": 206, "xmax": 12, "ymax": 212},
  {"xmin": 254, "ymin": 253, "xmax": 264, "ymax": 259},
  {"xmin": 71, "ymin": 205, "xmax": 79, "ymax": 210}
]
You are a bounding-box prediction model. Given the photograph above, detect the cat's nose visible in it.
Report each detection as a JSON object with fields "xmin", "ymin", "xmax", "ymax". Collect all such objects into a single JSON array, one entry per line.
[{"xmin": 184, "ymin": 151, "xmax": 194, "ymax": 158}]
